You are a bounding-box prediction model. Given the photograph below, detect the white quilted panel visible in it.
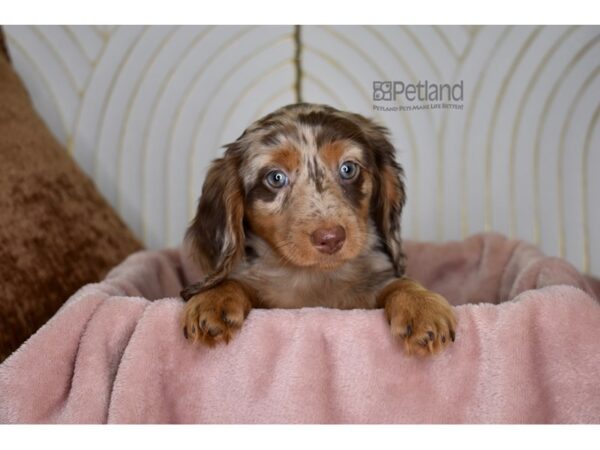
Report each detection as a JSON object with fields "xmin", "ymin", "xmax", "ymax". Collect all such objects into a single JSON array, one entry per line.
[
  {"xmin": 4, "ymin": 25, "xmax": 600, "ymax": 275},
  {"xmin": 302, "ymin": 25, "xmax": 600, "ymax": 275},
  {"xmin": 5, "ymin": 25, "xmax": 296, "ymax": 248}
]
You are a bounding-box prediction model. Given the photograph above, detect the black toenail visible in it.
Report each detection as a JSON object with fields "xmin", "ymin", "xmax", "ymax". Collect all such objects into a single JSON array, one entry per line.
[
  {"xmin": 183, "ymin": 328, "xmax": 188, "ymax": 339},
  {"xmin": 442, "ymin": 336, "xmax": 446, "ymax": 343},
  {"xmin": 200, "ymin": 319, "xmax": 207, "ymax": 330},
  {"xmin": 427, "ymin": 331, "xmax": 434, "ymax": 340},
  {"xmin": 450, "ymin": 330, "xmax": 456, "ymax": 342},
  {"xmin": 406, "ymin": 324, "xmax": 413, "ymax": 337},
  {"xmin": 221, "ymin": 310, "xmax": 234, "ymax": 325}
]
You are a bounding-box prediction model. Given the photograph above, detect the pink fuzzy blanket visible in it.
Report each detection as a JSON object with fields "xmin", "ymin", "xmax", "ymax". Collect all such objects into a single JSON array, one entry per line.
[{"xmin": 1, "ymin": 233, "xmax": 599, "ymax": 423}]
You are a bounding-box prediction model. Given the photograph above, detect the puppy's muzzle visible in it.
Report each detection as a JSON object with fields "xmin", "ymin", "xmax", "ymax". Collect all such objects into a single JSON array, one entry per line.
[{"xmin": 310, "ymin": 225, "xmax": 346, "ymax": 254}]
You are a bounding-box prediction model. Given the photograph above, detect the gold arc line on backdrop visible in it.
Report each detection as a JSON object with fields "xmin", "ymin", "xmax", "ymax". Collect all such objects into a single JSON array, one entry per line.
[
  {"xmin": 51, "ymin": 24, "xmax": 106, "ymax": 152},
  {"xmin": 115, "ymin": 25, "xmax": 179, "ymax": 218},
  {"xmin": 62, "ymin": 25, "xmax": 95, "ymax": 65},
  {"xmin": 253, "ymin": 83, "xmax": 297, "ymax": 121},
  {"xmin": 365, "ymin": 25, "xmax": 443, "ymax": 239},
  {"xmin": 484, "ymin": 26, "xmax": 543, "ymax": 233},
  {"xmin": 316, "ymin": 26, "xmax": 422, "ymax": 238},
  {"xmin": 91, "ymin": 26, "xmax": 148, "ymax": 183},
  {"xmin": 186, "ymin": 38, "xmax": 295, "ymax": 225},
  {"xmin": 92, "ymin": 26, "xmax": 105, "ymax": 39},
  {"xmin": 324, "ymin": 25, "xmax": 433, "ymax": 119},
  {"xmin": 5, "ymin": 33, "xmax": 70, "ymax": 136},
  {"xmin": 557, "ymin": 64, "xmax": 600, "ymax": 269},
  {"xmin": 460, "ymin": 26, "xmax": 513, "ymax": 238},
  {"xmin": 401, "ymin": 26, "xmax": 443, "ymax": 80},
  {"xmin": 360, "ymin": 24, "xmax": 442, "ymax": 89},
  {"xmin": 68, "ymin": 25, "xmax": 114, "ymax": 156},
  {"xmin": 313, "ymin": 28, "xmax": 411, "ymax": 116},
  {"xmin": 435, "ymin": 26, "xmax": 479, "ymax": 241},
  {"xmin": 431, "ymin": 25, "xmax": 461, "ymax": 60},
  {"xmin": 183, "ymin": 33, "xmax": 295, "ymax": 243},
  {"xmin": 163, "ymin": 26, "xmax": 257, "ymax": 242},
  {"xmin": 582, "ymin": 103, "xmax": 600, "ymax": 273},
  {"xmin": 369, "ymin": 25, "xmax": 469, "ymax": 241},
  {"xmin": 175, "ymin": 27, "xmax": 279, "ymax": 153},
  {"xmin": 213, "ymin": 34, "xmax": 295, "ymax": 146},
  {"xmin": 94, "ymin": 26, "xmax": 113, "ymax": 41},
  {"xmin": 508, "ymin": 26, "xmax": 578, "ymax": 239},
  {"xmin": 532, "ymin": 33, "xmax": 600, "ymax": 256},
  {"xmin": 364, "ymin": 26, "xmax": 439, "ymax": 119},
  {"xmin": 32, "ymin": 26, "xmax": 80, "ymax": 94},
  {"xmin": 464, "ymin": 26, "xmax": 480, "ymax": 37},
  {"xmin": 216, "ymin": 61, "xmax": 295, "ymax": 147},
  {"xmin": 302, "ymin": 73, "xmax": 349, "ymax": 109},
  {"xmin": 165, "ymin": 25, "xmax": 260, "ymax": 244},
  {"xmin": 54, "ymin": 26, "xmax": 93, "ymax": 149},
  {"xmin": 138, "ymin": 25, "xmax": 217, "ymax": 244}
]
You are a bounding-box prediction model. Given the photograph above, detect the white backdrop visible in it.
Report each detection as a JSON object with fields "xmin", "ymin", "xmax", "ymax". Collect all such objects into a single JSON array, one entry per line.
[{"xmin": 5, "ymin": 25, "xmax": 600, "ymax": 275}]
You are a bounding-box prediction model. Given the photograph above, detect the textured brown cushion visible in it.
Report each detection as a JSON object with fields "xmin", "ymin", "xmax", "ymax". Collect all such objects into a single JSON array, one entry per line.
[
  {"xmin": 0, "ymin": 28, "xmax": 143, "ymax": 362},
  {"xmin": 0, "ymin": 28, "xmax": 9, "ymax": 61}
]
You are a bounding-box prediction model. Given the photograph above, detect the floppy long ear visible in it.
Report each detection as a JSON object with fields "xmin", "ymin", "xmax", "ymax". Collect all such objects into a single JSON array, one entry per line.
[
  {"xmin": 181, "ymin": 154, "xmax": 245, "ymax": 300},
  {"xmin": 359, "ymin": 118, "xmax": 407, "ymax": 277}
]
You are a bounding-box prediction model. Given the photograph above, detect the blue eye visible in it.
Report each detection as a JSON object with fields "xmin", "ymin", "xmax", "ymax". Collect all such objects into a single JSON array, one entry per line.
[
  {"xmin": 339, "ymin": 161, "xmax": 359, "ymax": 180},
  {"xmin": 265, "ymin": 170, "xmax": 288, "ymax": 189}
]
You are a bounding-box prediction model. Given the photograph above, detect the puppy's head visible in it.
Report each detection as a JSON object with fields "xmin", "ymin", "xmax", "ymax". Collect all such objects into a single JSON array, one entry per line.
[{"xmin": 185, "ymin": 103, "xmax": 405, "ymax": 292}]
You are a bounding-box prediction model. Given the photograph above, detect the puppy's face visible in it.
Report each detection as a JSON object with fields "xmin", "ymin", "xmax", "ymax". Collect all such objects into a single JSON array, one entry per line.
[
  {"xmin": 185, "ymin": 104, "xmax": 405, "ymax": 290},
  {"xmin": 242, "ymin": 136, "xmax": 372, "ymax": 270}
]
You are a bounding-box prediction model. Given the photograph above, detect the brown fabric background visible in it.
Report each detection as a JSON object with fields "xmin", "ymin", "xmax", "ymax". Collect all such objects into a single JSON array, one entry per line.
[
  {"xmin": 0, "ymin": 27, "xmax": 143, "ymax": 361},
  {"xmin": 0, "ymin": 28, "xmax": 9, "ymax": 61}
]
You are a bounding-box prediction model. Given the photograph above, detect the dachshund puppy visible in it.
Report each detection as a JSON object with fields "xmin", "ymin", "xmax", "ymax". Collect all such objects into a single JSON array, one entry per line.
[{"xmin": 181, "ymin": 103, "xmax": 456, "ymax": 356}]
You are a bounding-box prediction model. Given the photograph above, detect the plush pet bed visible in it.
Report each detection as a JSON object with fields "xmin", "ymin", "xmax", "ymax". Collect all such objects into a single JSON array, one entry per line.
[{"xmin": 1, "ymin": 233, "xmax": 599, "ymax": 424}]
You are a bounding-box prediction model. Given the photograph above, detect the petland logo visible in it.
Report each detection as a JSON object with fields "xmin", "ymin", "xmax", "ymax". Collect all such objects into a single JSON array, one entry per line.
[{"xmin": 372, "ymin": 80, "xmax": 464, "ymax": 112}]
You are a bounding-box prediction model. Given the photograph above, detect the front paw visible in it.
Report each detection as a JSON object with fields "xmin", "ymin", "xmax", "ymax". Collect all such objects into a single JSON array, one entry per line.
[
  {"xmin": 380, "ymin": 279, "xmax": 456, "ymax": 356},
  {"xmin": 181, "ymin": 279, "xmax": 252, "ymax": 346}
]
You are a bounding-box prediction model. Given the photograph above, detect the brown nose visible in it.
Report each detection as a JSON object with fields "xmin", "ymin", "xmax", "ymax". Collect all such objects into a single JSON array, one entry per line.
[{"xmin": 310, "ymin": 226, "xmax": 346, "ymax": 254}]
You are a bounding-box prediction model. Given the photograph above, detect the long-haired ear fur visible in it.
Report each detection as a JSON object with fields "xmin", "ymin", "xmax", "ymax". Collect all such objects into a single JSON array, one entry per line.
[
  {"xmin": 181, "ymin": 154, "xmax": 245, "ymax": 300},
  {"xmin": 354, "ymin": 116, "xmax": 407, "ymax": 277}
]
